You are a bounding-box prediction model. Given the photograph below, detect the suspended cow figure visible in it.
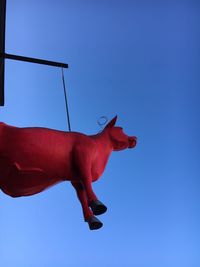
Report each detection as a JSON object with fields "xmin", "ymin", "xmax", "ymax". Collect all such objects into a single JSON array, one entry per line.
[{"xmin": 0, "ymin": 116, "xmax": 137, "ymax": 230}]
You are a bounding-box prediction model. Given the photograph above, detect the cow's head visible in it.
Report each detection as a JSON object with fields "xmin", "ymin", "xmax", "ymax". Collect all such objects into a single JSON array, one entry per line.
[{"xmin": 104, "ymin": 116, "xmax": 137, "ymax": 151}]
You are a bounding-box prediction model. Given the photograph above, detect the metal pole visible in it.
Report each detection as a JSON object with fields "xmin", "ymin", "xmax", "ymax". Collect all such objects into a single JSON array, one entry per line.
[
  {"xmin": 0, "ymin": 0, "xmax": 6, "ymax": 106},
  {"xmin": 2, "ymin": 53, "xmax": 68, "ymax": 68}
]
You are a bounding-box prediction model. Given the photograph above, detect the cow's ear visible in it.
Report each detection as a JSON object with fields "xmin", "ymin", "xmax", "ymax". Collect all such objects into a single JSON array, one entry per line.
[{"xmin": 105, "ymin": 116, "xmax": 118, "ymax": 129}]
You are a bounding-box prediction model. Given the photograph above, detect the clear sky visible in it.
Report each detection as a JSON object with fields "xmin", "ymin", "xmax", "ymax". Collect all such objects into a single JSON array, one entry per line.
[{"xmin": 0, "ymin": 0, "xmax": 200, "ymax": 266}]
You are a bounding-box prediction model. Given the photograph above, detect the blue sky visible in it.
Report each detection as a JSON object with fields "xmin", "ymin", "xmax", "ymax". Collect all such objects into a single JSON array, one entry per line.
[{"xmin": 0, "ymin": 0, "xmax": 200, "ymax": 266}]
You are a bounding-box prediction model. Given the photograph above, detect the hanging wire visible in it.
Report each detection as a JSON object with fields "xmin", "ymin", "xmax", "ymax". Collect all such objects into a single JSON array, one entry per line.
[{"xmin": 61, "ymin": 67, "xmax": 71, "ymax": 132}]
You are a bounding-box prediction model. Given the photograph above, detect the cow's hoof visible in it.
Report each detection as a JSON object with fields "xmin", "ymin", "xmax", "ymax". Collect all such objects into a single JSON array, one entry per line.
[
  {"xmin": 89, "ymin": 200, "xmax": 107, "ymax": 215},
  {"xmin": 87, "ymin": 216, "xmax": 103, "ymax": 230}
]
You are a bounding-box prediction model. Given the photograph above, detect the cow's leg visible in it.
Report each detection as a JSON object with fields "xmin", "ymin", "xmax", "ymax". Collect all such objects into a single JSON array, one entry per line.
[
  {"xmin": 75, "ymin": 147, "xmax": 107, "ymax": 215},
  {"xmin": 71, "ymin": 181, "xmax": 103, "ymax": 230},
  {"xmin": 71, "ymin": 181, "xmax": 93, "ymax": 221},
  {"xmin": 80, "ymin": 177, "xmax": 107, "ymax": 215}
]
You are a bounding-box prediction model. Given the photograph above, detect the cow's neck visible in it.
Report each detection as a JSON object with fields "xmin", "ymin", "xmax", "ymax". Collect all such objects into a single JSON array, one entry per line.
[{"xmin": 90, "ymin": 130, "xmax": 113, "ymax": 178}]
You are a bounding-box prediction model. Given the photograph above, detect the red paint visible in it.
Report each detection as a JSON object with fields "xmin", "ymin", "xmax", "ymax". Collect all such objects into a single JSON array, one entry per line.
[{"xmin": 0, "ymin": 116, "xmax": 137, "ymax": 226}]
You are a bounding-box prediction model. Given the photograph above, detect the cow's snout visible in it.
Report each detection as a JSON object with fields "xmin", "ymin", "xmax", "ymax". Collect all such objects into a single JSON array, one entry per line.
[{"xmin": 128, "ymin": 136, "xmax": 137, "ymax": 148}]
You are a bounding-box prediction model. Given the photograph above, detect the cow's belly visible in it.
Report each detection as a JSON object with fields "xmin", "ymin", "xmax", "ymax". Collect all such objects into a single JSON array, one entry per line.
[
  {"xmin": 0, "ymin": 156, "xmax": 66, "ymax": 197},
  {"xmin": 1, "ymin": 174, "xmax": 63, "ymax": 197},
  {"xmin": 0, "ymin": 148, "xmax": 78, "ymax": 198}
]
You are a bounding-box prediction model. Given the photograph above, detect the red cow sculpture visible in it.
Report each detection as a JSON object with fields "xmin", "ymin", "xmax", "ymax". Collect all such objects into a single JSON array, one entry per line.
[{"xmin": 0, "ymin": 116, "xmax": 137, "ymax": 230}]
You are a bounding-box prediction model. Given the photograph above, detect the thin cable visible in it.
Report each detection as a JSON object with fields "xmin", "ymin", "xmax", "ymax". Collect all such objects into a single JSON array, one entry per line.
[{"xmin": 61, "ymin": 67, "xmax": 71, "ymax": 132}]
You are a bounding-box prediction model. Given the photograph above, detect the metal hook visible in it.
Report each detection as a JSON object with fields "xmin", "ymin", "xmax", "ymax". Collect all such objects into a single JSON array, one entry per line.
[{"xmin": 97, "ymin": 116, "xmax": 108, "ymax": 131}]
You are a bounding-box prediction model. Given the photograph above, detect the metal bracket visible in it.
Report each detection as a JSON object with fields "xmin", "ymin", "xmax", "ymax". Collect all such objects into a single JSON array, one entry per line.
[{"xmin": 0, "ymin": 0, "xmax": 69, "ymax": 106}]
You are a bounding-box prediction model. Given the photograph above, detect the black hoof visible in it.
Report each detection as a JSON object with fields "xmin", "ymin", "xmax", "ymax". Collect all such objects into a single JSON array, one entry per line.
[
  {"xmin": 89, "ymin": 200, "xmax": 107, "ymax": 215},
  {"xmin": 87, "ymin": 216, "xmax": 103, "ymax": 230}
]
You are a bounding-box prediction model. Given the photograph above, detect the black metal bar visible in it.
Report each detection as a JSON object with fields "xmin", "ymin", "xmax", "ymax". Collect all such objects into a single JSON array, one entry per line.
[
  {"xmin": 0, "ymin": 0, "xmax": 6, "ymax": 106},
  {"xmin": 2, "ymin": 53, "xmax": 68, "ymax": 68}
]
